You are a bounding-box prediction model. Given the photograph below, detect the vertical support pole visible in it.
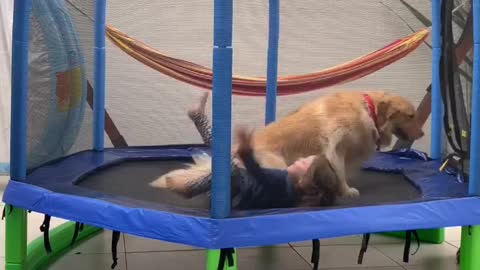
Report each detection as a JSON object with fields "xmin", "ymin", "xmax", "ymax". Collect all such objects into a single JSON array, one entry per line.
[
  {"xmin": 265, "ymin": 0, "xmax": 280, "ymax": 125},
  {"xmin": 469, "ymin": 0, "xmax": 480, "ymax": 196},
  {"xmin": 93, "ymin": 0, "xmax": 107, "ymax": 151},
  {"xmin": 210, "ymin": 0, "xmax": 233, "ymax": 221},
  {"xmin": 460, "ymin": 3, "xmax": 480, "ymax": 270},
  {"xmin": 431, "ymin": 0, "xmax": 443, "ymax": 160},
  {"xmin": 6, "ymin": 0, "xmax": 32, "ymax": 269},
  {"xmin": 207, "ymin": 0, "xmax": 235, "ymax": 268}
]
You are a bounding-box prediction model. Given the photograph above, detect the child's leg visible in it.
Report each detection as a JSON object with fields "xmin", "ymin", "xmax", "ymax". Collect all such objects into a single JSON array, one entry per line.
[
  {"xmin": 166, "ymin": 92, "xmax": 240, "ymax": 198},
  {"xmin": 188, "ymin": 92, "xmax": 212, "ymax": 146}
]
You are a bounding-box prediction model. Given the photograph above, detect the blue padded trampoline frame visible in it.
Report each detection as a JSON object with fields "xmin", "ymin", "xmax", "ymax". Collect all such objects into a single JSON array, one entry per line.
[{"xmin": 5, "ymin": 0, "xmax": 480, "ymax": 269}]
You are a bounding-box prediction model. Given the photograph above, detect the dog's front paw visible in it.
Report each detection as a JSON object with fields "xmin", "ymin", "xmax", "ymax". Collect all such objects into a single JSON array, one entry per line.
[{"xmin": 343, "ymin": 187, "xmax": 360, "ymax": 198}]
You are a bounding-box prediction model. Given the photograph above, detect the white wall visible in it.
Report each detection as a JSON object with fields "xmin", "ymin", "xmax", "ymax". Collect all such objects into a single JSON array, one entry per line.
[{"xmin": 0, "ymin": 0, "xmax": 13, "ymax": 175}]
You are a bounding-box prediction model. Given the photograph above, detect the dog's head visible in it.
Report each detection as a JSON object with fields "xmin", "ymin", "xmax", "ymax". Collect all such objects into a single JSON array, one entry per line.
[{"xmin": 376, "ymin": 93, "xmax": 424, "ymax": 143}]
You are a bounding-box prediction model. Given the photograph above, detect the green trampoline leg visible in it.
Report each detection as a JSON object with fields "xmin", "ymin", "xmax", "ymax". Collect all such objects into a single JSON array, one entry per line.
[
  {"xmin": 5, "ymin": 206, "xmax": 28, "ymax": 270},
  {"xmin": 207, "ymin": 249, "xmax": 238, "ymax": 270},
  {"xmin": 460, "ymin": 226, "xmax": 480, "ymax": 270}
]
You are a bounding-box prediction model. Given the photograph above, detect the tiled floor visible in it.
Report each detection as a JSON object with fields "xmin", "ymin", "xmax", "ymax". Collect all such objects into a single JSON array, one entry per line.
[{"xmin": 0, "ymin": 176, "xmax": 461, "ymax": 270}]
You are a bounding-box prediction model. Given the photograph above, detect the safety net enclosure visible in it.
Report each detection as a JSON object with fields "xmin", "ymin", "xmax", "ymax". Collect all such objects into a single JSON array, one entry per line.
[{"xmin": 3, "ymin": 0, "xmax": 480, "ymax": 270}]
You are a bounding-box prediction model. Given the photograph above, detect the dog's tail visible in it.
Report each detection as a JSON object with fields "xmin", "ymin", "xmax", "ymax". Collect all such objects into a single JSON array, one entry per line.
[{"xmin": 150, "ymin": 152, "xmax": 213, "ymax": 198}]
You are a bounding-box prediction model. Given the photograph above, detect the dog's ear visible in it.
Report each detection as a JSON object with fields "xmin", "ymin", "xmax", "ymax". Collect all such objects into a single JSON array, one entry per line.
[{"xmin": 377, "ymin": 100, "xmax": 394, "ymax": 127}]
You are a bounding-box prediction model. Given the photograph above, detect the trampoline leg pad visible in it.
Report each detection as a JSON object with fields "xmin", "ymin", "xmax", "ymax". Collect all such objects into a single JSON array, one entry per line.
[
  {"xmin": 380, "ymin": 228, "xmax": 445, "ymax": 244},
  {"xmin": 207, "ymin": 249, "xmax": 238, "ymax": 270},
  {"xmin": 5, "ymin": 207, "xmax": 27, "ymax": 270},
  {"xmin": 460, "ymin": 226, "xmax": 480, "ymax": 270}
]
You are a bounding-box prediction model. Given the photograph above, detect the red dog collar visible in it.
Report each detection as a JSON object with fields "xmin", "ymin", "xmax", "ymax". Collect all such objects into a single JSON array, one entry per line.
[{"xmin": 363, "ymin": 94, "xmax": 380, "ymax": 150}]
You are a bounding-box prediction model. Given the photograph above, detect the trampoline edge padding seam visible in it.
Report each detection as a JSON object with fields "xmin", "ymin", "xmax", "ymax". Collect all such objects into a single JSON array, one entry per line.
[{"xmin": 4, "ymin": 180, "xmax": 480, "ymax": 249}]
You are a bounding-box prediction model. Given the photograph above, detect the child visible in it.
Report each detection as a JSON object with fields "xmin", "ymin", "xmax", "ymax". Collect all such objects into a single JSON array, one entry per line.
[
  {"xmin": 151, "ymin": 92, "xmax": 341, "ymax": 209},
  {"xmin": 235, "ymin": 126, "xmax": 342, "ymax": 208}
]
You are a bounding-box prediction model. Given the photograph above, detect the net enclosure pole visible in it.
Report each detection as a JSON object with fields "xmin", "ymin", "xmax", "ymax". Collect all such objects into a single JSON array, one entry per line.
[
  {"xmin": 431, "ymin": 0, "xmax": 443, "ymax": 160},
  {"xmin": 6, "ymin": 0, "xmax": 32, "ymax": 269},
  {"xmin": 210, "ymin": 0, "xmax": 233, "ymax": 222},
  {"xmin": 265, "ymin": 0, "xmax": 280, "ymax": 125},
  {"xmin": 207, "ymin": 0, "xmax": 235, "ymax": 268},
  {"xmin": 93, "ymin": 0, "xmax": 107, "ymax": 151},
  {"xmin": 469, "ymin": 0, "xmax": 480, "ymax": 196},
  {"xmin": 460, "ymin": 2, "xmax": 480, "ymax": 270},
  {"xmin": 420, "ymin": 0, "xmax": 446, "ymax": 244}
]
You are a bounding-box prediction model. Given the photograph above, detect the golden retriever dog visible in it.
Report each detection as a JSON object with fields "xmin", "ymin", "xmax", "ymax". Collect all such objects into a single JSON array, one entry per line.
[{"xmin": 153, "ymin": 90, "xmax": 424, "ymax": 199}]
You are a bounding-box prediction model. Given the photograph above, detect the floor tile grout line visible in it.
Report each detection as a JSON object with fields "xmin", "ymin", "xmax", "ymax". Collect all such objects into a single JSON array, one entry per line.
[
  {"xmin": 370, "ymin": 245, "xmax": 405, "ymax": 269},
  {"xmin": 445, "ymin": 241, "xmax": 461, "ymax": 248},
  {"xmin": 288, "ymin": 244, "xmax": 315, "ymax": 268}
]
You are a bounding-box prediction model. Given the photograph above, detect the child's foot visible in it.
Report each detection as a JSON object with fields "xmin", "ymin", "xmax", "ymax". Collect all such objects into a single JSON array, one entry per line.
[{"xmin": 188, "ymin": 92, "xmax": 209, "ymax": 119}]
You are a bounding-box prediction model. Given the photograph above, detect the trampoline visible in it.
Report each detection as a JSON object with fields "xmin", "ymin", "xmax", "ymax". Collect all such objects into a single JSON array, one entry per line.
[
  {"xmin": 5, "ymin": 146, "xmax": 480, "ymax": 249},
  {"xmin": 4, "ymin": 0, "xmax": 480, "ymax": 269}
]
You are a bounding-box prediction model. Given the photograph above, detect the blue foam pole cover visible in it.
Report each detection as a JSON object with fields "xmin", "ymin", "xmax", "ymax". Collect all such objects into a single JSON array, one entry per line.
[
  {"xmin": 10, "ymin": 0, "xmax": 32, "ymax": 180},
  {"xmin": 211, "ymin": 0, "xmax": 233, "ymax": 219},
  {"xmin": 93, "ymin": 0, "xmax": 107, "ymax": 151},
  {"xmin": 469, "ymin": 0, "xmax": 480, "ymax": 195},
  {"xmin": 265, "ymin": 0, "xmax": 280, "ymax": 125},
  {"xmin": 430, "ymin": 0, "xmax": 443, "ymax": 160}
]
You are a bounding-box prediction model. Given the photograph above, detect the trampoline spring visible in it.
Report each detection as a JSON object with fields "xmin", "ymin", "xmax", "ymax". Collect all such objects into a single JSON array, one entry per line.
[
  {"xmin": 311, "ymin": 239, "xmax": 320, "ymax": 270},
  {"xmin": 403, "ymin": 230, "xmax": 420, "ymax": 262},
  {"xmin": 218, "ymin": 248, "xmax": 235, "ymax": 270},
  {"xmin": 70, "ymin": 222, "xmax": 82, "ymax": 246},
  {"xmin": 40, "ymin": 215, "xmax": 52, "ymax": 254},
  {"xmin": 411, "ymin": 230, "xmax": 421, "ymax": 256},
  {"xmin": 403, "ymin": 231, "xmax": 412, "ymax": 263},
  {"xmin": 357, "ymin": 233, "xmax": 370, "ymax": 264},
  {"xmin": 111, "ymin": 231, "xmax": 121, "ymax": 269}
]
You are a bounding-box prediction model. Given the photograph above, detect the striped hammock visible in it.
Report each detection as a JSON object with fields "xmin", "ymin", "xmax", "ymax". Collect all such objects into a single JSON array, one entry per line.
[{"xmin": 106, "ymin": 25, "xmax": 429, "ymax": 96}]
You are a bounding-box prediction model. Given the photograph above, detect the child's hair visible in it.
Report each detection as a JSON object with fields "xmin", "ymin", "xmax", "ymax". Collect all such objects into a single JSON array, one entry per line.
[{"xmin": 297, "ymin": 155, "xmax": 341, "ymax": 207}]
